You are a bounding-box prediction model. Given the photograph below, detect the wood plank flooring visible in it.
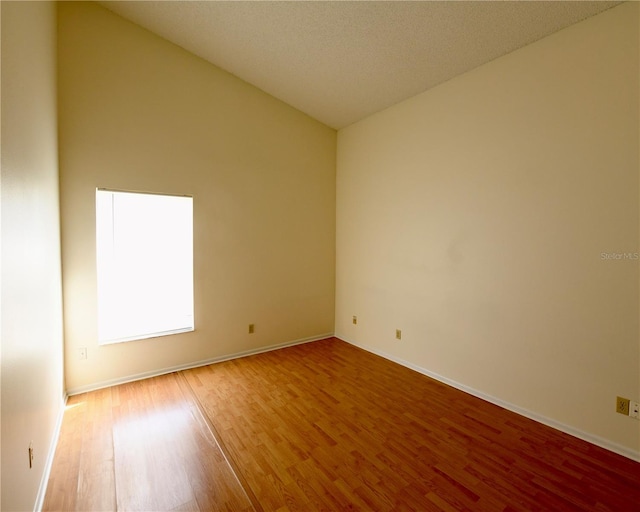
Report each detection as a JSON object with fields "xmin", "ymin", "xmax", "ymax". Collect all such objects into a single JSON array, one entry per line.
[
  {"xmin": 43, "ymin": 338, "xmax": 640, "ymax": 512},
  {"xmin": 43, "ymin": 373, "xmax": 254, "ymax": 512}
]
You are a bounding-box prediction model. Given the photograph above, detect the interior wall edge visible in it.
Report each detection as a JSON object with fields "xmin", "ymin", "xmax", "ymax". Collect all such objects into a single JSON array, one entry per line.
[
  {"xmin": 33, "ymin": 393, "xmax": 67, "ymax": 512},
  {"xmin": 338, "ymin": 336, "xmax": 640, "ymax": 463}
]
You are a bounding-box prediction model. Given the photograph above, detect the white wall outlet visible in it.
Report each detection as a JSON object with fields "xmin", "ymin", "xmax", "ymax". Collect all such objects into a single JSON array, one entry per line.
[
  {"xmin": 630, "ymin": 401, "xmax": 640, "ymax": 419},
  {"xmin": 79, "ymin": 347, "xmax": 87, "ymax": 360}
]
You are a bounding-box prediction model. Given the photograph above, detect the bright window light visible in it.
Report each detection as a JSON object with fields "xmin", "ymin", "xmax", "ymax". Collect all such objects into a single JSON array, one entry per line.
[{"xmin": 96, "ymin": 189, "xmax": 194, "ymax": 344}]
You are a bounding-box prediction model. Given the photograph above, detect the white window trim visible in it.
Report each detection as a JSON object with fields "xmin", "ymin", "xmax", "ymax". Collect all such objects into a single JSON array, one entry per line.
[{"xmin": 96, "ymin": 188, "xmax": 195, "ymax": 345}]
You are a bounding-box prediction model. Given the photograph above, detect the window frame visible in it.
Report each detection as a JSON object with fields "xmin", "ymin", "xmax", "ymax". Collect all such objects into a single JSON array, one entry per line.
[{"xmin": 95, "ymin": 188, "xmax": 195, "ymax": 345}]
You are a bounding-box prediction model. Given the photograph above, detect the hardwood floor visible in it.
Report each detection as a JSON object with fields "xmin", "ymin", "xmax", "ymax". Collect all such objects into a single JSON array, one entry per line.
[
  {"xmin": 43, "ymin": 373, "xmax": 254, "ymax": 512},
  {"xmin": 43, "ymin": 338, "xmax": 640, "ymax": 512}
]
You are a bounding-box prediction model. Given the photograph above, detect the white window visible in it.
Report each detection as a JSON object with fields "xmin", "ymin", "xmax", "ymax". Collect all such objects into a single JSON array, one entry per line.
[{"xmin": 96, "ymin": 189, "xmax": 194, "ymax": 344}]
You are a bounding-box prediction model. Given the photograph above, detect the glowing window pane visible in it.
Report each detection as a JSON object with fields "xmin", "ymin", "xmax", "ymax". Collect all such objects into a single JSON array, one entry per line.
[{"xmin": 96, "ymin": 189, "xmax": 194, "ymax": 344}]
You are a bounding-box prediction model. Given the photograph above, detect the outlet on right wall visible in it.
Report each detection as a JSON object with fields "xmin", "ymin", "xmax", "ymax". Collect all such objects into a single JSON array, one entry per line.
[{"xmin": 336, "ymin": 2, "xmax": 639, "ymax": 457}]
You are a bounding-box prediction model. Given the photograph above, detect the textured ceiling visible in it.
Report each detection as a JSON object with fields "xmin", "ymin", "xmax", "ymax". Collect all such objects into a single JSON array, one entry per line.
[{"xmin": 99, "ymin": 1, "xmax": 621, "ymax": 129}]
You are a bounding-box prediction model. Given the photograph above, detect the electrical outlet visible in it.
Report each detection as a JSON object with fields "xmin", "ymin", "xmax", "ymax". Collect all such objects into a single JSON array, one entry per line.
[
  {"xmin": 395, "ymin": 329, "xmax": 402, "ymax": 340},
  {"xmin": 352, "ymin": 315, "xmax": 357, "ymax": 325},
  {"xmin": 616, "ymin": 396, "xmax": 630, "ymax": 415},
  {"xmin": 630, "ymin": 401, "xmax": 640, "ymax": 419},
  {"xmin": 248, "ymin": 324, "xmax": 255, "ymax": 334},
  {"xmin": 78, "ymin": 347, "xmax": 87, "ymax": 360}
]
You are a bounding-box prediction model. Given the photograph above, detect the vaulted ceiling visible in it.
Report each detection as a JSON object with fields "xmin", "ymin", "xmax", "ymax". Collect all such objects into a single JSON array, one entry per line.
[{"xmin": 99, "ymin": 1, "xmax": 621, "ymax": 129}]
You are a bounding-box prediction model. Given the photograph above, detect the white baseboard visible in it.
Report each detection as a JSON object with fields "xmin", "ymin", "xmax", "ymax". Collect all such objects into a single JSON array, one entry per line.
[
  {"xmin": 34, "ymin": 392, "xmax": 68, "ymax": 512},
  {"xmin": 339, "ymin": 336, "xmax": 640, "ymax": 462},
  {"xmin": 66, "ymin": 332, "xmax": 334, "ymax": 396}
]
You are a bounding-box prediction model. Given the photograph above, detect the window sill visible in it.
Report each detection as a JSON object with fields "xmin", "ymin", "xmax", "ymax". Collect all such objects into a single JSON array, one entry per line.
[{"xmin": 98, "ymin": 326, "xmax": 195, "ymax": 345}]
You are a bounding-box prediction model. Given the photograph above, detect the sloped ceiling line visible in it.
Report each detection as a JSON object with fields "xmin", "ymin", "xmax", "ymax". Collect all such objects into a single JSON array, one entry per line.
[{"xmin": 99, "ymin": 1, "xmax": 620, "ymax": 129}]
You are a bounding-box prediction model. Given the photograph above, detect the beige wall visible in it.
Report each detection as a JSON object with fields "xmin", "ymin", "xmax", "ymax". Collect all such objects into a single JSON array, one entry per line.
[
  {"xmin": 58, "ymin": 2, "xmax": 336, "ymax": 392},
  {"xmin": 336, "ymin": 3, "xmax": 640, "ymax": 455},
  {"xmin": 1, "ymin": 2, "xmax": 65, "ymax": 510}
]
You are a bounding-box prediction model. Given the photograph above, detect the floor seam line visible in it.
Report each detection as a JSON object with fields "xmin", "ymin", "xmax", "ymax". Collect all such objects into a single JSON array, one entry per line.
[{"xmin": 175, "ymin": 370, "xmax": 264, "ymax": 512}]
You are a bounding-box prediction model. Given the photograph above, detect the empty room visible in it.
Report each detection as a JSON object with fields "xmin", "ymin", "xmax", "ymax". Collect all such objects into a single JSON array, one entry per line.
[{"xmin": 1, "ymin": 1, "xmax": 639, "ymax": 511}]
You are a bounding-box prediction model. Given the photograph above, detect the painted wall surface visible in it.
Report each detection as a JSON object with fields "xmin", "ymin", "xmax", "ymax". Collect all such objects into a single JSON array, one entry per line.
[
  {"xmin": 1, "ymin": 2, "xmax": 65, "ymax": 510},
  {"xmin": 58, "ymin": 2, "xmax": 336, "ymax": 392},
  {"xmin": 336, "ymin": 3, "xmax": 640, "ymax": 455}
]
